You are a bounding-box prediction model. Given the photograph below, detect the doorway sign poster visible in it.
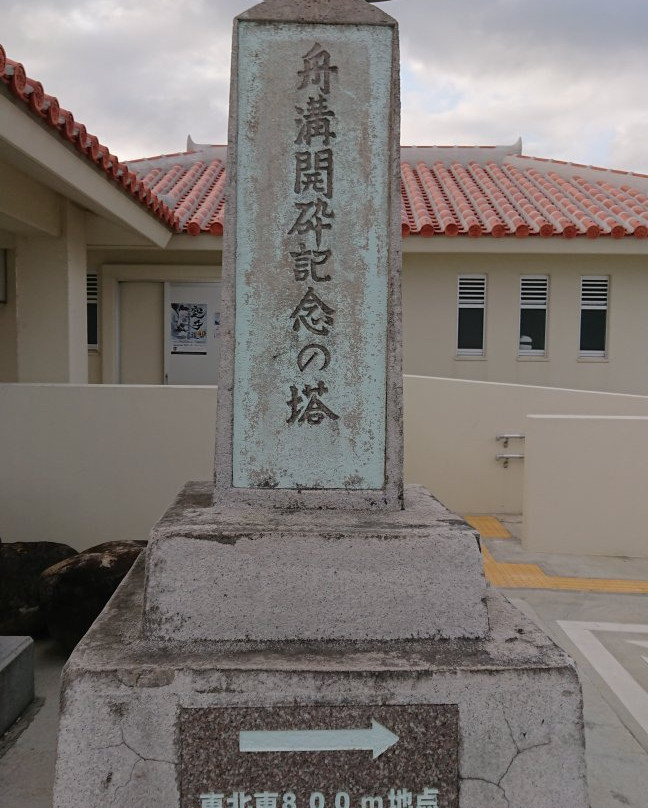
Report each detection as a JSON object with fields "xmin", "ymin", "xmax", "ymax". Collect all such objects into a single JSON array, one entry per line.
[{"xmin": 171, "ymin": 302, "xmax": 209, "ymax": 355}]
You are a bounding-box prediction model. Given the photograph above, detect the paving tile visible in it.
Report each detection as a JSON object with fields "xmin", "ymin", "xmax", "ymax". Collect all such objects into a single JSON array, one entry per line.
[
  {"xmin": 482, "ymin": 545, "xmax": 648, "ymax": 593},
  {"xmin": 464, "ymin": 515, "xmax": 512, "ymax": 539}
]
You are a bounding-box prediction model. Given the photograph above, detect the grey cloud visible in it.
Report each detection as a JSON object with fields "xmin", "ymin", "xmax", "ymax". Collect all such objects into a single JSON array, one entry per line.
[
  {"xmin": 393, "ymin": 0, "xmax": 648, "ymax": 72},
  {"xmin": 1, "ymin": 0, "xmax": 647, "ymax": 170}
]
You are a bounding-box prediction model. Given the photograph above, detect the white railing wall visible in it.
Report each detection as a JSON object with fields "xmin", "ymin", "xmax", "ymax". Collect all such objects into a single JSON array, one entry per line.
[
  {"xmin": 403, "ymin": 375, "xmax": 648, "ymax": 515},
  {"xmin": 1, "ymin": 378, "xmax": 648, "ymax": 552},
  {"xmin": 524, "ymin": 415, "xmax": 648, "ymax": 557},
  {"xmin": 0, "ymin": 384, "xmax": 217, "ymax": 550}
]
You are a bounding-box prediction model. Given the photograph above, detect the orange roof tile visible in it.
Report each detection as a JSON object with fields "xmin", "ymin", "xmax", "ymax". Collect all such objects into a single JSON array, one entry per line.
[
  {"xmin": 399, "ymin": 158, "xmax": 648, "ymax": 239},
  {"xmin": 127, "ymin": 147, "xmax": 648, "ymax": 240}
]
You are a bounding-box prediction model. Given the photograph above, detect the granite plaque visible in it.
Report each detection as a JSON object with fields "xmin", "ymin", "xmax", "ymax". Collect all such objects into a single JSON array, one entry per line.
[{"xmin": 180, "ymin": 705, "xmax": 459, "ymax": 808}]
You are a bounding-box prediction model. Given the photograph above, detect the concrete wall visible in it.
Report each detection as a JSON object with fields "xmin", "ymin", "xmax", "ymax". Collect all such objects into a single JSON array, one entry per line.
[
  {"xmin": 0, "ymin": 384, "xmax": 216, "ymax": 550},
  {"xmin": 402, "ymin": 252, "xmax": 648, "ymax": 395},
  {"xmin": 15, "ymin": 202, "xmax": 88, "ymax": 383},
  {"xmin": 403, "ymin": 375, "xmax": 648, "ymax": 514},
  {"xmin": 1, "ymin": 378, "xmax": 648, "ymax": 552},
  {"xmin": 523, "ymin": 415, "xmax": 648, "ymax": 557}
]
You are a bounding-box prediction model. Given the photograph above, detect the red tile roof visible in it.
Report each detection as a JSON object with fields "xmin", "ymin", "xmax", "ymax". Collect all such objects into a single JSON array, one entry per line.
[
  {"xmin": 0, "ymin": 43, "xmax": 180, "ymax": 232},
  {"xmin": 128, "ymin": 146, "xmax": 648, "ymax": 240},
  {"xmin": 2, "ymin": 41, "xmax": 647, "ymax": 242},
  {"xmin": 397, "ymin": 146, "xmax": 648, "ymax": 239},
  {"xmin": 127, "ymin": 149, "xmax": 227, "ymax": 236}
]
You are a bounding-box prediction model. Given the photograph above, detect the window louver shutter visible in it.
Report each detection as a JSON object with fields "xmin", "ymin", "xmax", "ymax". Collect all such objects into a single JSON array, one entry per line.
[
  {"xmin": 86, "ymin": 273, "xmax": 98, "ymax": 304},
  {"xmin": 581, "ymin": 277, "xmax": 608, "ymax": 309},
  {"xmin": 458, "ymin": 276, "xmax": 486, "ymax": 307},
  {"xmin": 520, "ymin": 277, "xmax": 548, "ymax": 308}
]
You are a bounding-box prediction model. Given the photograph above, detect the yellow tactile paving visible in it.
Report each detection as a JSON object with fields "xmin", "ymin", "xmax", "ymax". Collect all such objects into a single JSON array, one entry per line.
[
  {"xmin": 462, "ymin": 514, "xmax": 648, "ymax": 592},
  {"xmin": 481, "ymin": 546, "xmax": 648, "ymax": 593},
  {"xmin": 464, "ymin": 515, "xmax": 512, "ymax": 539}
]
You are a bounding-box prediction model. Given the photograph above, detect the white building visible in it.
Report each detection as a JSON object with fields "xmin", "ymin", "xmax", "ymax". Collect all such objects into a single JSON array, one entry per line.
[{"xmin": 2, "ymin": 43, "xmax": 648, "ymax": 393}]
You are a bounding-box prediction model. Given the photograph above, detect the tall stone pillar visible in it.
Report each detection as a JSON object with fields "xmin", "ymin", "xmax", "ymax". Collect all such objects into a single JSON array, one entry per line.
[
  {"xmin": 216, "ymin": 0, "xmax": 403, "ymax": 509},
  {"xmin": 15, "ymin": 200, "xmax": 88, "ymax": 383},
  {"xmin": 52, "ymin": 4, "xmax": 589, "ymax": 807}
]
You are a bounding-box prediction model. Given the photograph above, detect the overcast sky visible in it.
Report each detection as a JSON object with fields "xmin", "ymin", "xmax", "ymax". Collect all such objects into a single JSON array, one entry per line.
[{"xmin": 2, "ymin": 0, "xmax": 647, "ymax": 172}]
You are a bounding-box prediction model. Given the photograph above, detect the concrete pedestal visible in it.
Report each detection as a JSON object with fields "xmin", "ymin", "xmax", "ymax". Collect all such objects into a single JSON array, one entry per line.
[
  {"xmin": 53, "ymin": 486, "xmax": 589, "ymax": 808},
  {"xmin": 143, "ymin": 484, "xmax": 488, "ymax": 642},
  {"xmin": 0, "ymin": 636, "xmax": 34, "ymax": 735}
]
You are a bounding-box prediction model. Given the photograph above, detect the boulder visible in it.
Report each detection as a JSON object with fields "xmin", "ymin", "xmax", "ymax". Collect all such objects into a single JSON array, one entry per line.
[
  {"xmin": 39, "ymin": 541, "xmax": 146, "ymax": 651},
  {"xmin": 0, "ymin": 540, "xmax": 78, "ymax": 635}
]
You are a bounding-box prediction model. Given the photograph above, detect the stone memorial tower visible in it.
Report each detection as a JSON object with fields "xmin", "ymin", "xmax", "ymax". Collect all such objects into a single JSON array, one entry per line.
[
  {"xmin": 53, "ymin": 2, "xmax": 589, "ymax": 807},
  {"xmin": 215, "ymin": 0, "xmax": 403, "ymax": 511}
]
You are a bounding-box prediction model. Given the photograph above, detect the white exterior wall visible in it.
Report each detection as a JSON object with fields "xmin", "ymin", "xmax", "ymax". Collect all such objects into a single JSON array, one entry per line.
[
  {"xmin": 91, "ymin": 250, "xmax": 648, "ymax": 394},
  {"xmin": 524, "ymin": 415, "xmax": 648, "ymax": 557},
  {"xmin": 403, "ymin": 375, "xmax": 648, "ymax": 515},
  {"xmin": 403, "ymin": 251, "xmax": 648, "ymax": 395},
  {"xmin": 3, "ymin": 241, "xmax": 639, "ymax": 393},
  {"xmin": 1, "ymin": 378, "xmax": 648, "ymax": 552},
  {"xmin": 15, "ymin": 201, "xmax": 88, "ymax": 383}
]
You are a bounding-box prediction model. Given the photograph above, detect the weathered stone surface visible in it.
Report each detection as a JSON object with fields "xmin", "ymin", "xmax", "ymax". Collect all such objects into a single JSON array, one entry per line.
[
  {"xmin": 52, "ymin": 559, "xmax": 589, "ymax": 808},
  {"xmin": 0, "ymin": 541, "xmax": 77, "ymax": 635},
  {"xmin": 40, "ymin": 541, "xmax": 146, "ymax": 651},
  {"xmin": 215, "ymin": 0, "xmax": 403, "ymax": 510},
  {"xmin": 0, "ymin": 636, "xmax": 34, "ymax": 735},
  {"xmin": 144, "ymin": 484, "xmax": 488, "ymax": 642},
  {"xmin": 238, "ymin": 0, "xmax": 396, "ymax": 25}
]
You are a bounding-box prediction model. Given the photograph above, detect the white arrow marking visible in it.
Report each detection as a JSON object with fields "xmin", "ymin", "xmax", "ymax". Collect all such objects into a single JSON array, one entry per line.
[{"xmin": 239, "ymin": 719, "xmax": 399, "ymax": 759}]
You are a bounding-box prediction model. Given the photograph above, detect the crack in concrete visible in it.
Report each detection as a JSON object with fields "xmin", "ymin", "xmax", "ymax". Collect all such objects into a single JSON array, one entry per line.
[
  {"xmin": 106, "ymin": 727, "xmax": 174, "ymax": 805},
  {"xmin": 498, "ymin": 710, "xmax": 552, "ymax": 795},
  {"xmin": 462, "ymin": 704, "xmax": 554, "ymax": 805},
  {"xmin": 497, "ymin": 739, "xmax": 552, "ymax": 788},
  {"xmin": 462, "ymin": 708, "xmax": 553, "ymax": 806},
  {"xmin": 462, "ymin": 777, "xmax": 510, "ymax": 808},
  {"xmin": 111, "ymin": 756, "xmax": 139, "ymax": 806}
]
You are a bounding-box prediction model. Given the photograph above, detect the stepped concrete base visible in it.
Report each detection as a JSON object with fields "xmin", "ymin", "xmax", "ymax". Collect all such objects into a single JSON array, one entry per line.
[
  {"xmin": 0, "ymin": 636, "xmax": 34, "ymax": 735},
  {"xmin": 144, "ymin": 484, "xmax": 489, "ymax": 642},
  {"xmin": 53, "ymin": 556, "xmax": 589, "ymax": 808}
]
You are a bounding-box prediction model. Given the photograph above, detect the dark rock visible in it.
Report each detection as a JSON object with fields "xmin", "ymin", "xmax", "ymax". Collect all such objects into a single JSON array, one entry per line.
[
  {"xmin": 84, "ymin": 540, "xmax": 147, "ymax": 555},
  {"xmin": 0, "ymin": 540, "xmax": 77, "ymax": 635},
  {"xmin": 39, "ymin": 541, "xmax": 146, "ymax": 651}
]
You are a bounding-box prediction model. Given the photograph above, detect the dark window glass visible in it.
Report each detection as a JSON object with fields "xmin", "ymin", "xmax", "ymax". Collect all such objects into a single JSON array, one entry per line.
[
  {"xmin": 580, "ymin": 310, "xmax": 607, "ymax": 353},
  {"xmin": 458, "ymin": 308, "xmax": 484, "ymax": 351},
  {"xmin": 87, "ymin": 304, "xmax": 98, "ymax": 347},
  {"xmin": 519, "ymin": 309, "xmax": 546, "ymax": 352}
]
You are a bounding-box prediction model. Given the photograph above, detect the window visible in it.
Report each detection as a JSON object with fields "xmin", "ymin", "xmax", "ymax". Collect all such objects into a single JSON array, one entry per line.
[
  {"xmin": 519, "ymin": 276, "xmax": 548, "ymax": 356},
  {"xmin": 457, "ymin": 275, "xmax": 486, "ymax": 355},
  {"xmin": 580, "ymin": 276, "xmax": 608, "ymax": 357},
  {"xmin": 87, "ymin": 273, "xmax": 98, "ymax": 349}
]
